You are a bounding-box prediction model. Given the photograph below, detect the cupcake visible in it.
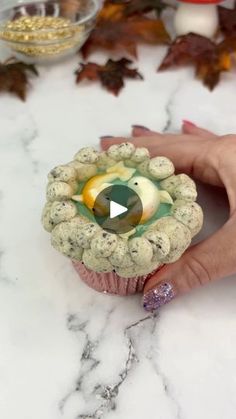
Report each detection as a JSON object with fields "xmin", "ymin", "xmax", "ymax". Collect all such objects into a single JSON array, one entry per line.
[{"xmin": 42, "ymin": 142, "xmax": 203, "ymax": 296}]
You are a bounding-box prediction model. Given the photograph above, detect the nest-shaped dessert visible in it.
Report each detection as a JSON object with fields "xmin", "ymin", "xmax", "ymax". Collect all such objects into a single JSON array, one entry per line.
[{"xmin": 42, "ymin": 142, "xmax": 203, "ymax": 278}]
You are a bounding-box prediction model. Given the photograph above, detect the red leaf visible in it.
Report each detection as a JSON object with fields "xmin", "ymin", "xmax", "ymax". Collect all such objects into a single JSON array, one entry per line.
[
  {"xmin": 158, "ymin": 33, "xmax": 231, "ymax": 90},
  {"xmin": 76, "ymin": 58, "xmax": 143, "ymax": 95},
  {"xmin": 0, "ymin": 58, "xmax": 38, "ymax": 101}
]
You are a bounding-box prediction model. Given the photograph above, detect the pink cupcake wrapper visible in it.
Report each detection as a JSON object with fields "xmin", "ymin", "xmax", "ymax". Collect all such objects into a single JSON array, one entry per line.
[{"xmin": 72, "ymin": 261, "xmax": 163, "ymax": 296}]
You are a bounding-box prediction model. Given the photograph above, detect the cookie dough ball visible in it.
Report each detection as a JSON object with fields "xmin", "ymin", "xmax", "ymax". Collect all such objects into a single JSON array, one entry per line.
[
  {"xmin": 74, "ymin": 147, "xmax": 99, "ymax": 164},
  {"xmin": 177, "ymin": 174, "xmax": 196, "ymax": 188},
  {"xmin": 46, "ymin": 181, "xmax": 74, "ymax": 202},
  {"xmin": 153, "ymin": 216, "xmax": 191, "ymax": 263},
  {"xmin": 50, "ymin": 201, "xmax": 77, "ymax": 224},
  {"xmin": 117, "ymin": 142, "xmax": 135, "ymax": 159},
  {"xmin": 132, "ymin": 147, "xmax": 150, "ymax": 163},
  {"xmin": 42, "ymin": 202, "xmax": 56, "ymax": 232},
  {"xmin": 129, "ymin": 237, "xmax": 153, "ymax": 266},
  {"xmin": 83, "ymin": 249, "xmax": 113, "ymax": 273},
  {"xmin": 68, "ymin": 215, "xmax": 89, "ymax": 228},
  {"xmin": 138, "ymin": 159, "xmax": 152, "ymax": 178},
  {"xmin": 144, "ymin": 230, "xmax": 170, "ymax": 260},
  {"xmin": 172, "ymin": 201, "xmax": 203, "ymax": 237},
  {"xmin": 116, "ymin": 261, "xmax": 161, "ymax": 279},
  {"xmin": 107, "ymin": 144, "xmax": 122, "ymax": 161},
  {"xmin": 96, "ymin": 152, "xmax": 116, "ymax": 170},
  {"xmin": 48, "ymin": 165, "xmax": 77, "ymax": 183},
  {"xmin": 148, "ymin": 157, "xmax": 175, "ymax": 180},
  {"xmin": 160, "ymin": 175, "xmax": 180, "ymax": 195},
  {"xmin": 160, "ymin": 174, "xmax": 196, "ymax": 196},
  {"xmin": 68, "ymin": 160, "xmax": 97, "ymax": 182},
  {"xmin": 174, "ymin": 184, "xmax": 197, "ymax": 202},
  {"xmin": 76, "ymin": 223, "xmax": 99, "ymax": 249},
  {"xmin": 90, "ymin": 232, "xmax": 118, "ymax": 258},
  {"xmin": 68, "ymin": 179, "xmax": 78, "ymax": 194},
  {"xmin": 115, "ymin": 265, "xmax": 140, "ymax": 278},
  {"xmin": 51, "ymin": 221, "xmax": 84, "ymax": 260},
  {"xmin": 109, "ymin": 239, "xmax": 134, "ymax": 268}
]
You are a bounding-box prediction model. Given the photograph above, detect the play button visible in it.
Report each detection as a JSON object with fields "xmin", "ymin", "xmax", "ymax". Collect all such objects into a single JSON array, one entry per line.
[
  {"xmin": 110, "ymin": 201, "xmax": 127, "ymax": 219},
  {"xmin": 93, "ymin": 185, "xmax": 143, "ymax": 234}
]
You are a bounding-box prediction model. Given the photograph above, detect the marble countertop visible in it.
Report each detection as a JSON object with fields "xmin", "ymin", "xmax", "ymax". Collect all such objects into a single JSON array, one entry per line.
[{"xmin": 1, "ymin": 15, "xmax": 236, "ymax": 419}]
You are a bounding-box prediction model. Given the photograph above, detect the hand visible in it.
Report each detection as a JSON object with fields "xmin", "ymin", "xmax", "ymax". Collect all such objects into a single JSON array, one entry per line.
[{"xmin": 100, "ymin": 122, "xmax": 236, "ymax": 311}]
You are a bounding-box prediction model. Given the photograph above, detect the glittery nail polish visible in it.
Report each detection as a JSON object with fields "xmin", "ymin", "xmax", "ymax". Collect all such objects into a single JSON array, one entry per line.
[
  {"xmin": 143, "ymin": 282, "xmax": 176, "ymax": 312},
  {"xmin": 132, "ymin": 125, "xmax": 150, "ymax": 131}
]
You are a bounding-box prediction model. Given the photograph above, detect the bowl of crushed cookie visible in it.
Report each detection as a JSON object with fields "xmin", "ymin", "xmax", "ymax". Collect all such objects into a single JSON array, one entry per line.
[{"xmin": 0, "ymin": 0, "xmax": 99, "ymax": 63}]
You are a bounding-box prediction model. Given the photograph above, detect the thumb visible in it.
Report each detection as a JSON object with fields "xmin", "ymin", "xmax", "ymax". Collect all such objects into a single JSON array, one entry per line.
[{"xmin": 143, "ymin": 218, "xmax": 236, "ymax": 312}]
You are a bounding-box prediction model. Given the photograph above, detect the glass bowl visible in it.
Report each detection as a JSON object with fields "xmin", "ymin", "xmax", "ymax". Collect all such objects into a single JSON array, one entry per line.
[{"xmin": 0, "ymin": 0, "xmax": 100, "ymax": 64}]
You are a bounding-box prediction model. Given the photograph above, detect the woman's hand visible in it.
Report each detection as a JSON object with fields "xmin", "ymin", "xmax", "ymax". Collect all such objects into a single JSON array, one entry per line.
[{"xmin": 100, "ymin": 122, "xmax": 236, "ymax": 311}]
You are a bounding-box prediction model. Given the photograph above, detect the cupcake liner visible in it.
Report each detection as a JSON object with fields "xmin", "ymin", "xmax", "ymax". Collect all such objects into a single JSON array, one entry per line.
[{"xmin": 72, "ymin": 261, "xmax": 162, "ymax": 296}]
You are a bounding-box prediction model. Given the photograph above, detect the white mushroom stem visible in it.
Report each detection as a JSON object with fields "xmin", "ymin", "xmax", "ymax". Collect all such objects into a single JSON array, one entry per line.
[{"xmin": 174, "ymin": 3, "xmax": 219, "ymax": 38}]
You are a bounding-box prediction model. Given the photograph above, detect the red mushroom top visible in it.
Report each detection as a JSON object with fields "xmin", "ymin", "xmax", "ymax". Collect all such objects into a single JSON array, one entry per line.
[{"xmin": 179, "ymin": 0, "xmax": 222, "ymax": 3}]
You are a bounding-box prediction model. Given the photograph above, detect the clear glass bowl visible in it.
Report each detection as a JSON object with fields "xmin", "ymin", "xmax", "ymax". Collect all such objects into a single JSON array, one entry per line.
[{"xmin": 0, "ymin": 0, "xmax": 100, "ymax": 63}]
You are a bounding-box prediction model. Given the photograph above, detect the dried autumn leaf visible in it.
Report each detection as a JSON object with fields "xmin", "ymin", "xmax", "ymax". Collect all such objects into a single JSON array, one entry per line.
[
  {"xmin": 218, "ymin": 34, "xmax": 236, "ymax": 54},
  {"xmin": 158, "ymin": 33, "xmax": 231, "ymax": 90},
  {"xmin": 107, "ymin": 0, "xmax": 168, "ymax": 16},
  {"xmin": 82, "ymin": 17, "xmax": 170, "ymax": 58},
  {"xmin": 0, "ymin": 58, "xmax": 38, "ymax": 101},
  {"xmin": 81, "ymin": 2, "xmax": 170, "ymax": 58},
  {"xmin": 196, "ymin": 50, "xmax": 231, "ymax": 91},
  {"xmin": 99, "ymin": 1, "xmax": 127, "ymax": 20},
  {"xmin": 76, "ymin": 58, "xmax": 143, "ymax": 95},
  {"xmin": 218, "ymin": 4, "xmax": 236, "ymax": 36}
]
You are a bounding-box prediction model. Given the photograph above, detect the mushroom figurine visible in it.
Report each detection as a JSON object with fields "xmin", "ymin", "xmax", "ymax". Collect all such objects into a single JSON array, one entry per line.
[{"xmin": 174, "ymin": 0, "xmax": 223, "ymax": 39}]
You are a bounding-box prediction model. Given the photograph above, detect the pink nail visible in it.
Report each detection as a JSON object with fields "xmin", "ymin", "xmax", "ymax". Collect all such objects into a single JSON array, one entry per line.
[
  {"xmin": 182, "ymin": 120, "xmax": 196, "ymax": 128},
  {"xmin": 132, "ymin": 125, "xmax": 150, "ymax": 131},
  {"xmin": 100, "ymin": 136, "xmax": 114, "ymax": 140}
]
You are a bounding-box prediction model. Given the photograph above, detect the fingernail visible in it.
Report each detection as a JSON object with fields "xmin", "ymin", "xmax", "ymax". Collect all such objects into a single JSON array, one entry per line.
[
  {"xmin": 182, "ymin": 120, "xmax": 196, "ymax": 128},
  {"xmin": 100, "ymin": 135, "xmax": 114, "ymax": 140},
  {"xmin": 132, "ymin": 125, "xmax": 150, "ymax": 131},
  {"xmin": 143, "ymin": 282, "xmax": 176, "ymax": 312}
]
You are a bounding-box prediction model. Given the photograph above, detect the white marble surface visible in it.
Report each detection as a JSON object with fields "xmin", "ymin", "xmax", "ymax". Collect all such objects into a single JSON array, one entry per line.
[{"xmin": 1, "ymin": 15, "xmax": 236, "ymax": 419}]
